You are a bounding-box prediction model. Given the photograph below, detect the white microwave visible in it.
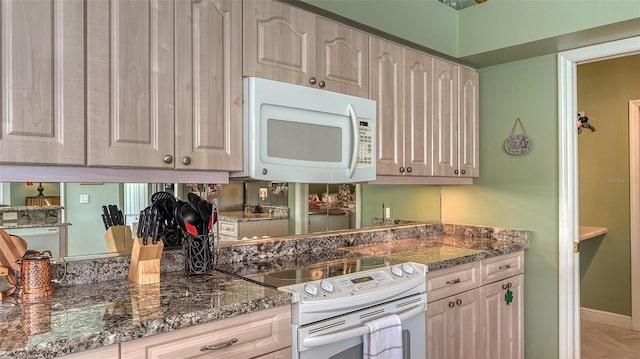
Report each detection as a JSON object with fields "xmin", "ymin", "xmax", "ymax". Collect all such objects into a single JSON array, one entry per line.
[{"xmin": 232, "ymin": 77, "xmax": 376, "ymax": 183}]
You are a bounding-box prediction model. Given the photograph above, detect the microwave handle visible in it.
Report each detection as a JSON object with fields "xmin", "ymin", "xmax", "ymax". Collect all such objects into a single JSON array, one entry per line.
[{"xmin": 347, "ymin": 104, "xmax": 358, "ymax": 179}]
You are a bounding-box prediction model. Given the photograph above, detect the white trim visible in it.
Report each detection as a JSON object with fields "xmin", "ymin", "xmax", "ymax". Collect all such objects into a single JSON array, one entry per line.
[
  {"xmin": 557, "ymin": 53, "xmax": 581, "ymax": 359},
  {"xmin": 581, "ymin": 307, "xmax": 632, "ymax": 330},
  {"xmin": 630, "ymin": 100, "xmax": 640, "ymax": 331},
  {"xmin": 558, "ymin": 35, "xmax": 640, "ymax": 359}
]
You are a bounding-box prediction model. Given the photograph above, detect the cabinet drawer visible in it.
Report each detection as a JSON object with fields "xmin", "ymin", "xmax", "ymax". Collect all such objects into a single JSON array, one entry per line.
[
  {"xmin": 219, "ymin": 221, "xmax": 238, "ymax": 236},
  {"xmin": 62, "ymin": 345, "xmax": 119, "ymax": 359},
  {"xmin": 121, "ymin": 306, "xmax": 291, "ymax": 359},
  {"xmin": 482, "ymin": 251, "xmax": 524, "ymax": 284},
  {"xmin": 427, "ymin": 261, "xmax": 481, "ymax": 302}
]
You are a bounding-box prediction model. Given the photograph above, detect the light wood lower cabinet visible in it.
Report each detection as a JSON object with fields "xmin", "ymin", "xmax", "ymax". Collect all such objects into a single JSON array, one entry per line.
[
  {"xmin": 121, "ymin": 306, "xmax": 291, "ymax": 359},
  {"xmin": 219, "ymin": 219, "xmax": 289, "ymax": 241},
  {"xmin": 426, "ymin": 251, "xmax": 524, "ymax": 359},
  {"xmin": 61, "ymin": 345, "xmax": 119, "ymax": 359}
]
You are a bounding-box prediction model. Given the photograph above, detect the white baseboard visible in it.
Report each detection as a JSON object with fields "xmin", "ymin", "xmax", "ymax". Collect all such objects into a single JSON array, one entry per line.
[{"xmin": 581, "ymin": 307, "xmax": 632, "ymax": 329}]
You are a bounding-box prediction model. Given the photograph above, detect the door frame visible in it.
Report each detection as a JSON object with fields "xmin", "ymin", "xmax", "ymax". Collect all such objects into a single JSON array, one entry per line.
[
  {"xmin": 557, "ymin": 36, "xmax": 640, "ymax": 359},
  {"xmin": 630, "ymin": 99, "xmax": 640, "ymax": 331}
]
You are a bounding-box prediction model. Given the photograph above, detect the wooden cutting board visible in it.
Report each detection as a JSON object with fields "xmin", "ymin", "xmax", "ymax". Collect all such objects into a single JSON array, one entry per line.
[{"xmin": 0, "ymin": 230, "xmax": 27, "ymax": 271}]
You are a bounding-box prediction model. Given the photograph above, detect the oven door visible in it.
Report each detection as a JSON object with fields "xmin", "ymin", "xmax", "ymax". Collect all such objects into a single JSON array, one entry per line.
[{"xmin": 294, "ymin": 294, "xmax": 426, "ymax": 359}]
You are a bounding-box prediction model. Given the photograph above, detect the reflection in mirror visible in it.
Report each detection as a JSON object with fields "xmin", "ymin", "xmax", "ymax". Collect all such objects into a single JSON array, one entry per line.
[{"xmin": 0, "ymin": 181, "xmax": 442, "ymax": 260}]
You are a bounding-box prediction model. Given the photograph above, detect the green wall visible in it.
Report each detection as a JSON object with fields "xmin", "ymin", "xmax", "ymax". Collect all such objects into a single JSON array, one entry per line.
[
  {"xmin": 441, "ymin": 54, "xmax": 559, "ymax": 359},
  {"xmin": 303, "ymin": 0, "xmax": 458, "ymax": 56},
  {"xmin": 577, "ymin": 54, "xmax": 640, "ymax": 316},
  {"xmin": 9, "ymin": 182, "xmax": 60, "ymax": 206},
  {"xmin": 361, "ymin": 185, "xmax": 441, "ymax": 226},
  {"xmin": 65, "ymin": 183, "xmax": 124, "ymax": 256},
  {"xmin": 458, "ymin": 1, "xmax": 640, "ymax": 57}
]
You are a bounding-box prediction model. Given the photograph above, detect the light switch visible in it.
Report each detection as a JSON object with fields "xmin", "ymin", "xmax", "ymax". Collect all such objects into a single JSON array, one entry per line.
[{"xmin": 80, "ymin": 194, "xmax": 90, "ymax": 204}]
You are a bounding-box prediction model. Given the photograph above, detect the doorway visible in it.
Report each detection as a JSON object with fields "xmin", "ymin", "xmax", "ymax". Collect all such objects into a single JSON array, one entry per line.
[{"xmin": 558, "ymin": 35, "xmax": 640, "ymax": 359}]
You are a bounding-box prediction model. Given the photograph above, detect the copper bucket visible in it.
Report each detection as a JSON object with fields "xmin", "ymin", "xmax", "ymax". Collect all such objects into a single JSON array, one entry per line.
[{"xmin": 16, "ymin": 250, "xmax": 65, "ymax": 300}]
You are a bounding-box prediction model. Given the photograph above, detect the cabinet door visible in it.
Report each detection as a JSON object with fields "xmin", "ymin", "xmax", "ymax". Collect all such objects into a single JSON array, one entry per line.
[
  {"xmin": 175, "ymin": 0, "xmax": 242, "ymax": 171},
  {"xmin": 87, "ymin": 0, "xmax": 174, "ymax": 168},
  {"xmin": 316, "ymin": 18, "xmax": 369, "ymax": 98},
  {"xmin": 243, "ymin": 0, "xmax": 316, "ymax": 86},
  {"xmin": 481, "ymin": 274, "xmax": 524, "ymax": 359},
  {"xmin": 0, "ymin": 0, "xmax": 84, "ymax": 165},
  {"xmin": 459, "ymin": 67, "xmax": 479, "ymax": 177},
  {"xmin": 403, "ymin": 48, "xmax": 433, "ymax": 176},
  {"xmin": 370, "ymin": 37, "xmax": 404, "ymax": 176},
  {"xmin": 427, "ymin": 289, "xmax": 482, "ymax": 359},
  {"xmin": 432, "ymin": 58, "xmax": 458, "ymax": 177}
]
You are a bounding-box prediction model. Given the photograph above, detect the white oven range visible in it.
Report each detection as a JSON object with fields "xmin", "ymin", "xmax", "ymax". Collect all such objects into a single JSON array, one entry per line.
[{"xmin": 275, "ymin": 260, "xmax": 427, "ymax": 359}]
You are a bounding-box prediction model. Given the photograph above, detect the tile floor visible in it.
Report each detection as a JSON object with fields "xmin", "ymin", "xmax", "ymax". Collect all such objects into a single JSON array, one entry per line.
[{"xmin": 582, "ymin": 320, "xmax": 640, "ymax": 358}]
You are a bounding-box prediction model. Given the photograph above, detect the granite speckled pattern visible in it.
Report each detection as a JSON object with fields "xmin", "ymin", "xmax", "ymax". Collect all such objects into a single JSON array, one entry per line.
[
  {"xmin": 219, "ymin": 211, "xmax": 288, "ymax": 223},
  {"xmin": 0, "ymin": 271, "xmax": 289, "ymax": 358},
  {"xmin": 0, "ymin": 206, "xmax": 62, "ymax": 227}
]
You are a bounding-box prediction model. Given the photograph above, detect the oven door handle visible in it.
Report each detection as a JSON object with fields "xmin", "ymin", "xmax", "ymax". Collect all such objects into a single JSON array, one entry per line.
[{"xmin": 302, "ymin": 302, "xmax": 426, "ymax": 349}]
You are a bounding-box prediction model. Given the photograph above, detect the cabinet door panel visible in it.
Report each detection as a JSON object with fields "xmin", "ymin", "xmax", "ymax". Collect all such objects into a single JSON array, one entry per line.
[
  {"xmin": 403, "ymin": 49, "xmax": 433, "ymax": 176},
  {"xmin": 459, "ymin": 67, "xmax": 479, "ymax": 177},
  {"xmin": 426, "ymin": 298, "xmax": 452, "ymax": 359},
  {"xmin": 243, "ymin": 0, "xmax": 316, "ymax": 85},
  {"xmin": 453, "ymin": 289, "xmax": 482, "ymax": 359},
  {"xmin": 481, "ymin": 275, "xmax": 524, "ymax": 359},
  {"xmin": 0, "ymin": 0, "xmax": 84, "ymax": 165},
  {"xmin": 317, "ymin": 18, "xmax": 369, "ymax": 98},
  {"xmin": 432, "ymin": 58, "xmax": 458, "ymax": 176},
  {"xmin": 175, "ymin": 0, "xmax": 242, "ymax": 170},
  {"xmin": 370, "ymin": 37, "xmax": 403, "ymax": 176},
  {"xmin": 87, "ymin": 0, "xmax": 174, "ymax": 168}
]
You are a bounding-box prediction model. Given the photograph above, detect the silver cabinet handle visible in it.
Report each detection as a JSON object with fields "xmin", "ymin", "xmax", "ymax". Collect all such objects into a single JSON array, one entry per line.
[
  {"xmin": 399, "ymin": 167, "xmax": 405, "ymax": 173},
  {"xmin": 319, "ymin": 80, "xmax": 326, "ymax": 88},
  {"xmin": 406, "ymin": 166, "xmax": 412, "ymax": 173},
  {"xmin": 200, "ymin": 338, "xmax": 238, "ymax": 351},
  {"xmin": 461, "ymin": 169, "xmax": 466, "ymax": 175},
  {"xmin": 446, "ymin": 278, "xmax": 461, "ymax": 285},
  {"xmin": 456, "ymin": 299, "xmax": 462, "ymax": 305},
  {"xmin": 448, "ymin": 301, "xmax": 455, "ymax": 308},
  {"xmin": 163, "ymin": 154, "xmax": 173, "ymax": 164},
  {"xmin": 181, "ymin": 156, "xmax": 192, "ymax": 165},
  {"xmin": 454, "ymin": 169, "xmax": 459, "ymax": 175},
  {"xmin": 309, "ymin": 77, "xmax": 317, "ymax": 85},
  {"xmin": 499, "ymin": 264, "xmax": 511, "ymax": 270}
]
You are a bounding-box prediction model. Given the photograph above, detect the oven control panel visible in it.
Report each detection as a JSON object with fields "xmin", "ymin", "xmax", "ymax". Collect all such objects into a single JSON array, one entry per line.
[{"xmin": 281, "ymin": 262, "xmax": 427, "ymax": 304}]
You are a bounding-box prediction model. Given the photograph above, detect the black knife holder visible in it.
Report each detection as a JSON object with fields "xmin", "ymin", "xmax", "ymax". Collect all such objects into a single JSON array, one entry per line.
[
  {"xmin": 183, "ymin": 233, "xmax": 213, "ymax": 276},
  {"xmin": 128, "ymin": 237, "xmax": 163, "ymax": 285},
  {"xmin": 104, "ymin": 226, "xmax": 134, "ymax": 253}
]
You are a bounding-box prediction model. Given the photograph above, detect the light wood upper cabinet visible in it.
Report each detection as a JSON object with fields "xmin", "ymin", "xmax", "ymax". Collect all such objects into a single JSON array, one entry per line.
[
  {"xmin": 432, "ymin": 58, "xmax": 459, "ymax": 177},
  {"xmin": 87, "ymin": 0, "xmax": 174, "ymax": 168},
  {"xmin": 371, "ymin": 39, "xmax": 433, "ymax": 177},
  {"xmin": 370, "ymin": 37, "xmax": 404, "ymax": 176},
  {"xmin": 316, "ymin": 18, "xmax": 369, "ymax": 98},
  {"xmin": 87, "ymin": 0, "xmax": 241, "ymax": 171},
  {"xmin": 403, "ymin": 48, "xmax": 433, "ymax": 177},
  {"xmin": 175, "ymin": 0, "xmax": 242, "ymax": 171},
  {"xmin": 244, "ymin": 0, "xmax": 369, "ymax": 97},
  {"xmin": 243, "ymin": 0, "xmax": 316, "ymax": 86},
  {"xmin": 432, "ymin": 60, "xmax": 479, "ymax": 178},
  {"xmin": 0, "ymin": 0, "xmax": 85, "ymax": 165},
  {"xmin": 459, "ymin": 66, "xmax": 480, "ymax": 177}
]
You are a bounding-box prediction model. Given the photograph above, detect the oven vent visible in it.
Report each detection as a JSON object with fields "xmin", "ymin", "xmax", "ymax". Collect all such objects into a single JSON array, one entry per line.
[
  {"xmin": 309, "ymin": 320, "xmax": 346, "ymax": 334},
  {"xmin": 360, "ymin": 308, "xmax": 385, "ymax": 320},
  {"xmin": 396, "ymin": 297, "xmax": 422, "ymax": 309}
]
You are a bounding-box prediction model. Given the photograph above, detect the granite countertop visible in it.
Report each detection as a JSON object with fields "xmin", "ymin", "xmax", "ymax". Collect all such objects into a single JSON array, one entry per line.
[
  {"xmin": 0, "ymin": 223, "xmax": 69, "ymax": 230},
  {"xmin": 0, "ymin": 271, "xmax": 289, "ymax": 358},
  {"xmin": 219, "ymin": 211, "xmax": 288, "ymax": 223},
  {"xmin": 0, "ymin": 206, "xmax": 64, "ymax": 212}
]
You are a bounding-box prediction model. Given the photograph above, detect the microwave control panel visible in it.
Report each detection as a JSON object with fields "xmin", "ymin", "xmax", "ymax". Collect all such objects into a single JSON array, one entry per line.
[{"xmin": 358, "ymin": 119, "xmax": 374, "ymax": 167}]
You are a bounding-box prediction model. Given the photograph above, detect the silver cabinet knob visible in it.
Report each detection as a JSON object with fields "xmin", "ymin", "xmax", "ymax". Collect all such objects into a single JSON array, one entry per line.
[
  {"xmin": 309, "ymin": 77, "xmax": 317, "ymax": 85},
  {"xmin": 399, "ymin": 167, "xmax": 405, "ymax": 173},
  {"xmin": 454, "ymin": 169, "xmax": 459, "ymax": 175},
  {"xmin": 456, "ymin": 299, "xmax": 462, "ymax": 305},
  {"xmin": 461, "ymin": 169, "xmax": 466, "ymax": 175},
  {"xmin": 163, "ymin": 154, "xmax": 173, "ymax": 164},
  {"xmin": 406, "ymin": 166, "xmax": 412, "ymax": 173},
  {"xmin": 319, "ymin": 80, "xmax": 326, "ymax": 88},
  {"xmin": 448, "ymin": 301, "xmax": 455, "ymax": 308},
  {"xmin": 182, "ymin": 156, "xmax": 192, "ymax": 165}
]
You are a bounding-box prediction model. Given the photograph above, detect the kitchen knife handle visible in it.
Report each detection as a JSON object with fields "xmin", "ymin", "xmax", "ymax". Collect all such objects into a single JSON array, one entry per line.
[{"xmin": 101, "ymin": 214, "xmax": 109, "ymax": 230}]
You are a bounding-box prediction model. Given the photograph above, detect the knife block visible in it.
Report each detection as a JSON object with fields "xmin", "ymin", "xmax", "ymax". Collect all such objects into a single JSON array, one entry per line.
[
  {"xmin": 128, "ymin": 237, "xmax": 163, "ymax": 285},
  {"xmin": 104, "ymin": 226, "xmax": 134, "ymax": 253}
]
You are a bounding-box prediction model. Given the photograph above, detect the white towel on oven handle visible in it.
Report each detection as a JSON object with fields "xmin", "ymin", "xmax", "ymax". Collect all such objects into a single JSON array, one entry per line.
[{"xmin": 363, "ymin": 313, "xmax": 403, "ymax": 359}]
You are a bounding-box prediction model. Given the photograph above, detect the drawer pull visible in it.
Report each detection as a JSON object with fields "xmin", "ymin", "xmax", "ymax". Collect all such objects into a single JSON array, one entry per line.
[
  {"xmin": 200, "ymin": 338, "xmax": 238, "ymax": 351},
  {"xmin": 499, "ymin": 264, "xmax": 512, "ymax": 270},
  {"xmin": 456, "ymin": 299, "xmax": 462, "ymax": 305},
  {"xmin": 448, "ymin": 301, "xmax": 455, "ymax": 308},
  {"xmin": 445, "ymin": 278, "xmax": 461, "ymax": 285}
]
